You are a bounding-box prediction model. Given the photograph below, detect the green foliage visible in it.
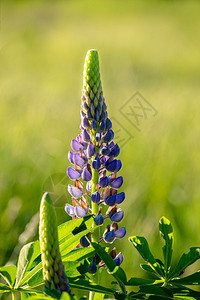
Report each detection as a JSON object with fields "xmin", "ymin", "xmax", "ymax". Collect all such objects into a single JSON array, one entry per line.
[
  {"xmin": 128, "ymin": 217, "xmax": 200, "ymax": 299},
  {"xmin": 0, "ymin": 214, "xmax": 200, "ymax": 299},
  {"xmin": 0, "ymin": 216, "xmax": 109, "ymax": 299},
  {"xmin": 159, "ymin": 216, "xmax": 173, "ymax": 274}
]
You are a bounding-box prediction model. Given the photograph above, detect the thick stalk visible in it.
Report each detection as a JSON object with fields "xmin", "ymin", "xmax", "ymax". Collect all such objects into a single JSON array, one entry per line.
[{"xmin": 89, "ymin": 147, "xmax": 100, "ymax": 300}]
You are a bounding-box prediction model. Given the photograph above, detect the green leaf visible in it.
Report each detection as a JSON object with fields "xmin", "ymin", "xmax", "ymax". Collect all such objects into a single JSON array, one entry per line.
[
  {"xmin": 20, "ymin": 262, "xmax": 42, "ymax": 287},
  {"xmin": 60, "ymin": 226, "xmax": 99, "ymax": 257},
  {"xmin": 140, "ymin": 263, "xmax": 157, "ymax": 274},
  {"xmin": 22, "ymin": 218, "xmax": 95, "ymax": 288},
  {"xmin": 126, "ymin": 277, "xmax": 162, "ymax": 286},
  {"xmin": 159, "ymin": 217, "xmax": 173, "ymax": 274},
  {"xmin": 63, "ymin": 261, "xmax": 81, "ymax": 277},
  {"xmin": 28, "ymin": 261, "xmax": 81, "ymax": 288},
  {"xmin": 170, "ymin": 270, "xmax": 200, "ymax": 285},
  {"xmin": 0, "ymin": 265, "xmax": 17, "ymax": 287},
  {"xmin": 129, "ymin": 236, "xmax": 164, "ymax": 278},
  {"xmin": 0, "ymin": 282, "xmax": 11, "ymax": 293},
  {"xmin": 169, "ymin": 247, "xmax": 200, "ymax": 279},
  {"xmin": 92, "ymin": 242, "xmax": 127, "ymax": 294},
  {"xmin": 28, "ymin": 268, "xmax": 43, "ymax": 288},
  {"xmin": 94, "ymin": 292, "xmax": 105, "ymax": 299},
  {"xmin": 171, "ymin": 286, "xmax": 200, "ymax": 299},
  {"xmin": 139, "ymin": 285, "xmax": 173, "ymax": 298},
  {"xmin": 58, "ymin": 216, "xmax": 93, "ymax": 244},
  {"xmin": 59, "ymin": 217, "xmax": 99, "ymax": 257},
  {"xmin": 69, "ymin": 277, "xmax": 115, "ymax": 295},
  {"xmin": 15, "ymin": 241, "xmax": 40, "ymax": 288},
  {"xmin": 20, "ymin": 291, "xmax": 53, "ymax": 299},
  {"xmin": 148, "ymin": 296, "xmax": 172, "ymax": 300},
  {"xmin": 62, "ymin": 247, "xmax": 95, "ymax": 262}
]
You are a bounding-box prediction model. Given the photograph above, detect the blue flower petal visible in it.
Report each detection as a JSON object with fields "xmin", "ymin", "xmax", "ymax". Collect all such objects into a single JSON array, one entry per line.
[
  {"xmin": 71, "ymin": 139, "xmax": 83, "ymax": 152},
  {"xmin": 67, "ymin": 167, "xmax": 81, "ymax": 180},
  {"xmin": 68, "ymin": 184, "xmax": 83, "ymax": 199},
  {"xmin": 110, "ymin": 176, "xmax": 123, "ymax": 189},
  {"xmin": 115, "ymin": 192, "xmax": 125, "ymax": 204},
  {"xmin": 65, "ymin": 204, "xmax": 75, "ymax": 217},
  {"xmin": 82, "ymin": 167, "xmax": 92, "ymax": 182},
  {"xmin": 110, "ymin": 209, "xmax": 124, "ymax": 222},
  {"xmin": 115, "ymin": 226, "xmax": 126, "ymax": 239},
  {"xmin": 74, "ymin": 205, "xmax": 87, "ymax": 218}
]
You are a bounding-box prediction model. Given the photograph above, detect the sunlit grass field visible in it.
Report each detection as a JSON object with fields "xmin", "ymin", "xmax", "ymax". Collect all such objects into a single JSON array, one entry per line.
[{"xmin": 1, "ymin": 0, "xmax": 200, "ymax": 288}]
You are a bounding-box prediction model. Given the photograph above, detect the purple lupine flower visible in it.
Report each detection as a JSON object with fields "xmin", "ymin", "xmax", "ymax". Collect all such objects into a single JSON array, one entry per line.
[
  {"xmin": 113, "ymin": 252, "xmax": 124, "ymax": 266},
  {"xmin": 68, "ymin": 151, "xmax": 75, "ymax": 164},
  {"xmin": 88, "ymin": 261, "xmax": 97, "ymax": 274},
  {"xmin": 87, "ymin": 142, "xmax": 95, "ymax": 158},
  {"xmin": 68, "ymin": 185, "xmax": 83, "ymax": 199},
  {"xmin": 115, "ymin": 226, "xmax": 126, "ymax": 239},
  {"xmin": 80, "ymin": 236, "xmax": 90, "ymax": 247},
  {"xmin": 92, "ymin": 156, "xmax": 101, "ymax": 170},
  {"xmin": 105, "ymin": 159, "xmax": 118, "ymax": 172},
  {"xmin": 82, "ymin": 129, "xmax": 90, "ymax": 142},
  {"xmin": 110, "ymin": 208, "xmax": 124, "ymax": 223},
  {"xmin": 66, "ymin": 50, "xmax": 126, "ymax": 269},
  {"xmin": 99, "ymin": 176, "xmax": 109, "ymax": 188},
  {"xmin": 103, "ymin": 229, "xmax": 115, "ymax": 244},
  {"xmin": 74, "ymin": 205, "xmax": 88, "ymax": 218},
  {"xmin": 74, "ymin": 153, "xmax": 85, "ymax": 166},
  {"xmin": 110, "ymin": 176, "xmax": 123, "ymax": 189},
  {"xmin": 65, "ymin": 204, "xmax": 75, "ymax": 217},
  {"xmin": 82, "ymin": 166, "xmax": 92, "ymax": 182},
  {"xmin": 115, "ymin": 192, "xmax": 125, "ymax": 204},
  {"xmin": 67, "ymin": 167, "xmax": 81, "ymax": 180},
  {"xmin": 105, "ymin": 195, "xmax": 117, "ymax": 206},
  {"xmin": 91, "ymin": 191, "xmax": 101, "ymax": 203},
  {"xmin": 71, "ymin": 139, "xmax": 83, "ymax": 152},
  {"xmin": 94, "ymin": 213, "xmax": 104, "ymax": 225}
]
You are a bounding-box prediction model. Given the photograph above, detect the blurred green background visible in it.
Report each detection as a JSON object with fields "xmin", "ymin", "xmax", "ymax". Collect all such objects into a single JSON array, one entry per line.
[{"xmin": 1, "ymin": 0, "xmax": 200, "ymax": 293}]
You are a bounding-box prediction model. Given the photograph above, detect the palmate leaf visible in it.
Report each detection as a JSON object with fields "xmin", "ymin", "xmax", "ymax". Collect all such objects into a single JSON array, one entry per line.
[
  {"xmin": 0, "ymin": 265, "xmax": 17, "ymax": 288},
  {"xmin": 129, "ymin": 236, "xmax": 164, "ymax": 279},
  {"xmin": 168, "ymin": 247, "xmax": 200, "ymax": 279},
  {"xmin": 170, "ymin": 270, "xmax": 200, "ymax": 285},
  {"xmin": 15, "ymin": 241, "xmax": 40, "ymax": 288},
  {"xmin": 159, "ymin": 217, "xmax": 173, "ymax": 275},
  {"xmin": 15, "ymin": 216, "xmax": 98, "ymax": 290}
]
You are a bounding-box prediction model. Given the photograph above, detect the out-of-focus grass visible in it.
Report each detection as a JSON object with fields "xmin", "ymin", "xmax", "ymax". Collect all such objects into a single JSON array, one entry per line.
[{"xmin": 0, "ymin": 0, "xmax": 200, "ymax": 288}]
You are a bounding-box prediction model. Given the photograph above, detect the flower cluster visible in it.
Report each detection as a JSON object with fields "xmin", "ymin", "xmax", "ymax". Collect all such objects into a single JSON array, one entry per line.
[
  {"xmin": 39, "ymin": 192, "xmax": 71, "ymax": 295},
  {"xmin": 65, "ymin": 50, "xmax": 126, "ymax": 271}
]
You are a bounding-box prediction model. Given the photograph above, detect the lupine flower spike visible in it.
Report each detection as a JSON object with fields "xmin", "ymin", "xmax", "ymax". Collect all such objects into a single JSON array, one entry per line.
[
  {"xmin": 39, "ymin": 192, "xmax": 71, "ymax": 295},
  {"xmin": 66, "ymin": 49, "xmax": 126, "ymax": 268}
]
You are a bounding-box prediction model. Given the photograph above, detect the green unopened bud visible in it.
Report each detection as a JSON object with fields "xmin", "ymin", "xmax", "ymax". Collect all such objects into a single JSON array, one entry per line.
[
  {"xmin": 39, "ymin": 192, "xmax": 71, "ymax": 295},
  {"xmin": 81, "ymin": 50, "xmax": 107, "ymax": 128}
]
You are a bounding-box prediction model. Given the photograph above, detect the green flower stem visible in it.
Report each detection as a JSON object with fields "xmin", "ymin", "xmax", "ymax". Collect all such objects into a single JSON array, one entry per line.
[
  {"xmin": 91, "ymin": 166, "xmax": 100, "ymax": 240},
  {"xmin": 90, "ymin": 146, "xmax": 100, "ymax": 300}
]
